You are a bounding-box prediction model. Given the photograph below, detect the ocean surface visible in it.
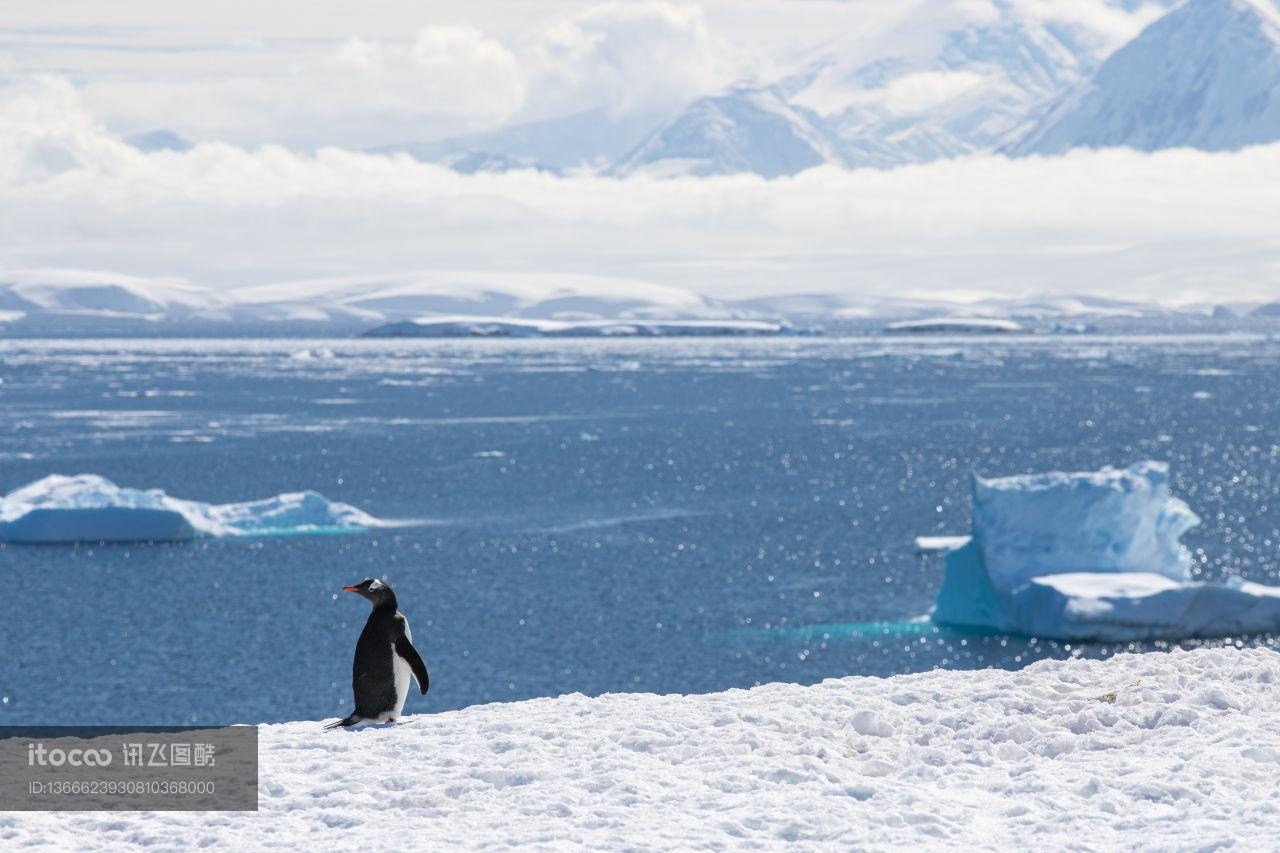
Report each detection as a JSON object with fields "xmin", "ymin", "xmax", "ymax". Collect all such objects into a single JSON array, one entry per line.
[{"xmin": 1, "ymin": 334, "xmax": 1278, "ymax": 725}]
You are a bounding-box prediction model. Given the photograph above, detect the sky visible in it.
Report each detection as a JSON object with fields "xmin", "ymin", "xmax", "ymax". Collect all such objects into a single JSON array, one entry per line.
[
  {"xmin": 2, "ymin": 0, "xmax": 1277, "ymax": 306},
  {"xmin": 1, "ymin": 0, "xmax": 901, "ymax": 147}
]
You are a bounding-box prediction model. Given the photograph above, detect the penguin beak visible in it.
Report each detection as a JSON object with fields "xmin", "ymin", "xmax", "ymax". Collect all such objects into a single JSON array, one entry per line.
[{"xmin": 342, "ymin": 586, "xmax": 360, "ymax": 593}]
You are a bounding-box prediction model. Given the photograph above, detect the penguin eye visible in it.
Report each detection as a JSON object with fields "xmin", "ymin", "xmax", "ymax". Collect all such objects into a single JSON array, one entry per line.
[{"xmin": 368, "ymin": 579, "xmax": 384, "ymax": 591}]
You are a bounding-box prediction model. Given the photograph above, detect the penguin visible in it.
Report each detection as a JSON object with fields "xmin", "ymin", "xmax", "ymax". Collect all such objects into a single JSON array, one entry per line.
[{"xmin": 325, "ymin": 578, "xmax": 429, "ymax": 729}]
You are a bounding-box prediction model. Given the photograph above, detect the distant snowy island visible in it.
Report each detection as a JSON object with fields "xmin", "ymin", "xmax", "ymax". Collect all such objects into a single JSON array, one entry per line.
[
  {"xmin": 362, "ymin": 317, "xmax": 797, "ymax": 338},
  {"xmin": 1, "ymin": 268, "xmax": 1276, "ymax": 337},
  {"xmin": 884, "ymin": 317, "xmax": 1023, "ymax": 334},
  {"xmin": 6, "ymin": 647, "xmax": 1277, "ymax": 847}
]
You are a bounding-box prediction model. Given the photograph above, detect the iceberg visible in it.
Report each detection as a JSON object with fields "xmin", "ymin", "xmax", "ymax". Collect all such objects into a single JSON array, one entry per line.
[
  {"xmin": 362, "ymin": 317, "xmax": 795, "ymax": 338},
  {"xmin": 883, "ymin": 317, "xmax": 1022, "ymax": 333},
  {"xmin": 914, "ymin": 535, "xmax": 971, "ymax": 553},
  {"xmin": 932, "ymin": 461, "xmax": 1280, "ymax": 641},
  {"xmin": 0, "ymin": 474, "xmax": 389, "ymax": 544}
]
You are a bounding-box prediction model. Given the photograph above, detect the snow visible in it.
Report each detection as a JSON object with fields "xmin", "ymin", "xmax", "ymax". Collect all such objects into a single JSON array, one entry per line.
[
  {"xmin": 362, "ymin": 317, "xmax": 793, "ymax": 338},
  {"xmin": 421, "ymin": 3, "xmax": 1159, "ymax": 177},
  {"xmin": 884, "ymin": 317, "xmax": 1023, "ymax": 333},
  {"xmin": 0, "ymin": 269, "xmax": 224, "ymax": 321},
  {"xmin": 0, "ymin": 265, "xmax": 1248, "ymax": 332},
  {"xmin": 228, "ymin": 270, "xmax": 719, "ymax": 325},
  {"xmin": 5, "ymin": 646, "xmax": 1280, "ymax": 848},
  {"xmin": 782, "ymin": 2, "xmax": 1116, "ymax": 170},
  {"xmin": 933, "ymin": 461, "xmax": 1280, "ymax": 640},
  {"xmin": 0, "ymin": 269, "xmax": 730, "ymax": 329},
  {"xmin": 1011, "ymin": 0, "xmax": 1280, "ymax": 155},
  {"xmin": 0, "ymin": 474, "xmax": 391, "ymax": 544},
  {"xmin": 613, "ymin": 86, "xmax": 847, "ymax": 178},
  {"xmin": 370, "ymin": 107, "xmax": 660, "ymax": 173}
]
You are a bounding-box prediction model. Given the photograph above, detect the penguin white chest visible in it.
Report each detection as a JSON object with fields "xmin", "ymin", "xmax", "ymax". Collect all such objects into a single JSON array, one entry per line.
[{"xmin": 391, "ymin": 619, "xmax": 413, "ymax": 717}]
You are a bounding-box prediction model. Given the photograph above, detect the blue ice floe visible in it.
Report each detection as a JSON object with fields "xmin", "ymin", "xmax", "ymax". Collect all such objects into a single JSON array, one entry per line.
[
  {"xmin": 932, "ymin": 461, "xmax": 1280, "ymax": 641},
  {"xmin": 0, "ymin": 474, "xmax": 390, "ymax": 544}
]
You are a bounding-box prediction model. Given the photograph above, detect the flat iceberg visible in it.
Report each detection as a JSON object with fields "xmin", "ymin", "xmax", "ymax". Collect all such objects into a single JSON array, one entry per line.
[
  {"xmin": 0, "ymin": 474, "xmax": 389, "ymax": 544},
  {"xmin": 883, "ymin": 317, "xmax": 1022, "ymax": 333},
  {"xmin": 362, "ymin": 316, "xmax": 795, "ymax": 338},
  {"xmin": 914, "ymin": 534, "xmax": 971, "ymax": 553},
  {"xmin": 933, "ymin": 461, "xmax": 1280, "ymax": 641}
]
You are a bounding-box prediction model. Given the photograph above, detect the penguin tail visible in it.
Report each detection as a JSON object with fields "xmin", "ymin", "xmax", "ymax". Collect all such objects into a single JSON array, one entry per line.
[{"xmin": 324, "ymin": 713, "xmax": 362, "ymax": 730}]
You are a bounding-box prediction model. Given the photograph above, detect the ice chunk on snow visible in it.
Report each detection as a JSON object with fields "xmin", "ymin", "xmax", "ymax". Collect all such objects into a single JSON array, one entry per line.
[
  {"xmin": 933, "ymin": 461, "xmax": 1280, "ymax": 640},
  {"xmin": 972, "ymin": 461, "xmax": 1200, "ymax": 590},
  {"xmin": 3, "ymin": 647, "xmax": 1276, "ymax": 847},
  {"xmin": 0, "ymin": 474, "xmax": 388, "ymax": 544}
]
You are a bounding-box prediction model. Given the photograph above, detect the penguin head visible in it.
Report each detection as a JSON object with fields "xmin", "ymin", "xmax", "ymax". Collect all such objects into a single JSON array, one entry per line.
[{"xmin": 342, "ymin": 577, "xmax": 395, "ymax": 607}]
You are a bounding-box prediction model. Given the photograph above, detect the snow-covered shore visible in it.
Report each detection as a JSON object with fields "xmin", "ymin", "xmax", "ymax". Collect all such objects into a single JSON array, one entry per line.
[{"xmin": 7, "ymin": 647, "xmax": 1280, "ymax": 849}]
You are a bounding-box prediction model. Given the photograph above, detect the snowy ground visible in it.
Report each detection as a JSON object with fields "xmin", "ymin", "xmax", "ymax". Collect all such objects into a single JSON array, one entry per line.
[{"xmin": 6, "ymin": 647, "xmax": 1280, "ymax": 849}]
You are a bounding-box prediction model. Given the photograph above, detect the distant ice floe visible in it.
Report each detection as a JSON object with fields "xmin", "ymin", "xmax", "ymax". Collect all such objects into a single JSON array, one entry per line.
[
  {"xmin": 914, "ymin": 535, "xmax": 971, "ymax": 553},
  {"xmin": 932, "ymin": 461, "xmax": 1280, "ymax": 641},
  {"xmin": 0, "ymin": 474, "xmax": 393, "ymax": 544},
  {"xmin": 883, "ymin": 317, "xmax": 1023, "ymax": 334},
  {"xmin": 362, "ymin": 317, "xmax": 796, "ymax": 338}
]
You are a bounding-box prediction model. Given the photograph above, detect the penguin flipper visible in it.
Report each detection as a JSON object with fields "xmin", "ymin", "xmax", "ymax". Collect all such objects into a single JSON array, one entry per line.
[
  {"xmin": 324, "ymin": 713, "xmax": 362, "ymax": 730},
  {"xmin": 395, "ymin": 636, "xmax": 430, "ymax": 695}
]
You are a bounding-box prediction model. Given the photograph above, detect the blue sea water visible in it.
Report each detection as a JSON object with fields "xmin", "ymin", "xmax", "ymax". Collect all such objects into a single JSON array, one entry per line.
[{"xmin": 1, "ymin": 334, "xmax": 1278, "ymax": 725}]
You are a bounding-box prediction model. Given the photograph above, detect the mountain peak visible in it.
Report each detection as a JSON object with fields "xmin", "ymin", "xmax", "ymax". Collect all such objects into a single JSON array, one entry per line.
[
  {"xmin": 1010, "ymin": 0, "xmax": 1280, "ymax": 155},
  {"xmin": 612, "ymin": 86, "xmax": 846, "ymax": 178}
]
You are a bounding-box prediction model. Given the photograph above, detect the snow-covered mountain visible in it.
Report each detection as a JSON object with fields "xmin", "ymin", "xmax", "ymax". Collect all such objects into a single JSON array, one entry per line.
[
  {"xmin": 0, "ymin": 267, "xmax": 1256, "ymax": 335},
  {"xmin": 780, "ymin": 1, "xmax": 1111, "ymax": 170},
  {"xmin": 349, "ymin": 0, "xmax": 1280, "ymax": 178},
  {"xmin": 371, "ymin": 108, "xmax": 663, "ymax": 174},
  {"xmin": 0, "ymin": 270, "xmax": 731, "ymax": 331},
  {"xmin": 613, "ymin": 87, "xmax": 846, "ymax": 178},
  {"xmin": 350, "ymin": 0, "xmax": 1280, "ymax": 178},
  {"xmin": 1011, "ymin": 0, "xmax": 1280, "ymax": 155},
  {"xmin": 123, "ymin": 128, "xmax": 192, "ymax": 153},
  {"xmin": 226, "ymin": 271, "xmax": 723, "ymax": 323},
  {"xmin": 599, "ymin": 0, "xmax": 1162, "ymax": 176},
  {"xmin": 0, "ymin": 270, "xmax": 223, "ymax": 324}
]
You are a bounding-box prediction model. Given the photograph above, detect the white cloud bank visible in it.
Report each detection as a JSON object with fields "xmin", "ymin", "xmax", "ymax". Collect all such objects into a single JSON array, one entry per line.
[
  {"xmin": 2, "ymin": 76, "xmax": 1278, "ymax": 304},
  {"xmin": 60, "ymin": 2, "xmax": 733, "ymax": 149}
]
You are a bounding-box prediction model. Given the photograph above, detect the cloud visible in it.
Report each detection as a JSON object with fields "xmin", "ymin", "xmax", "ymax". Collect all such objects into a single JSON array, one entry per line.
[
  {"xmin": 532, "ymin": 2, "xmax": 730, "ymax": 118},
  {"xmin": 58, "ymin": 2, "xmax": 730, "ymax": 148},
  {"xmin": 322, "ymin": 25, "xmax": 527, "ymax": 124},
  {"xmin": 853, "ymin": 70, "xmax": 991, "ymax": 115},
  {"xmin": 8, "ymin": 0, "xmax": 1169, "ymax": 151},
  {"xmin": 1, "ymin": 76, "xmax": 1278, "ymax": 306},
  {"xmin": 314, "ymin": 2, "xmax": 732, "ymax": 130},
  {"xmin": 1010, "ymin": 0, "xmax": 1169, "ymax": 45}
]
